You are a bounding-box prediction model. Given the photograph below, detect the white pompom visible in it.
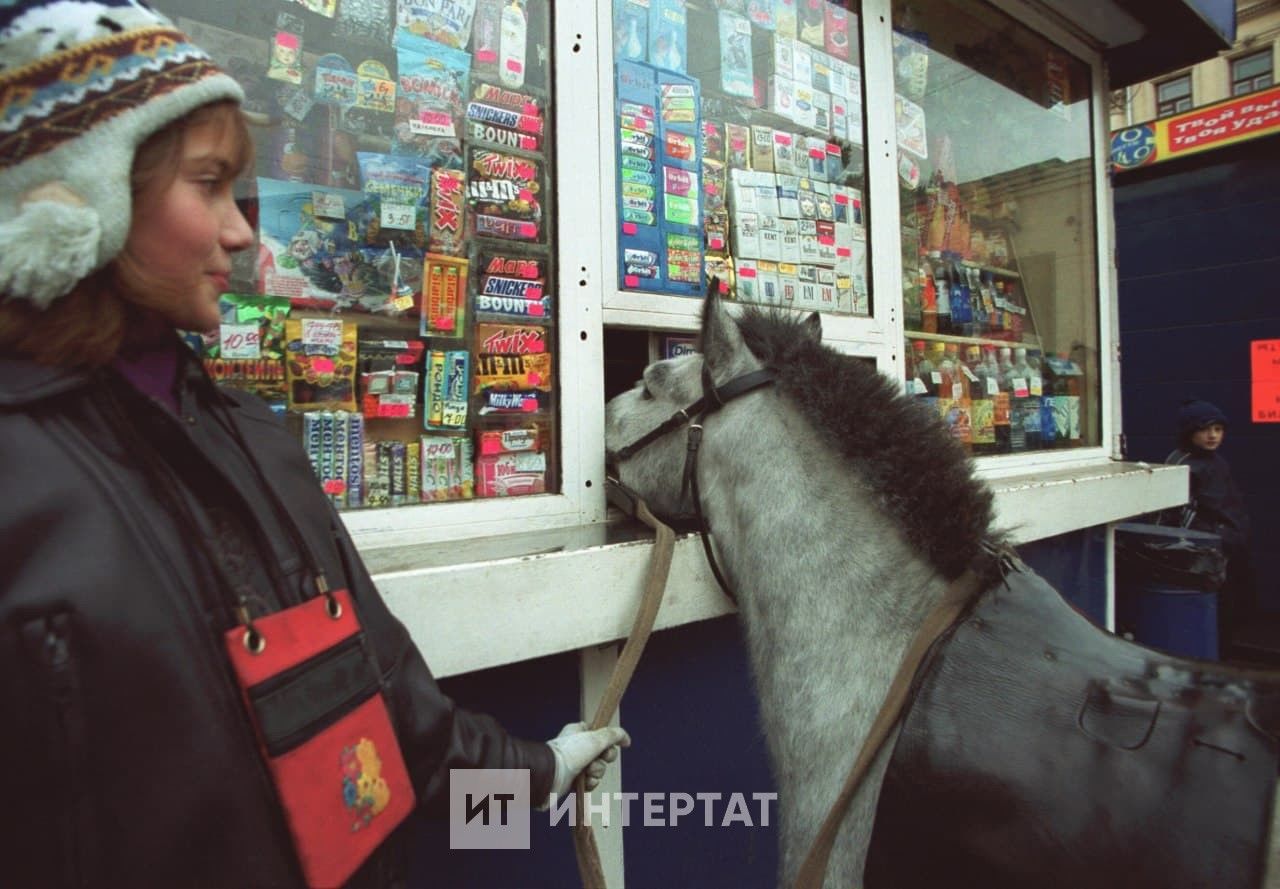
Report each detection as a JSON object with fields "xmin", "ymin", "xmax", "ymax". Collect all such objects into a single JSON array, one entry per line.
[{"xmin": 0, "ymin": 199, "xmax": 102, "ymax": 308}]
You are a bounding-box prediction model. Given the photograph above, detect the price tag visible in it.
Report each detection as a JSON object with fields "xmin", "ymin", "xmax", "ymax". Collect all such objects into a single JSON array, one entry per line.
[
  {"xmin": 390, "ymin": 294, "xmax": 416, "ymax": 312},
  {"xmin": 1012, "ymin": 377, "xmax": 1029, "ymax": 398},
  {"xmin": 951, "ymin": 383, "xmax": 964, "ymax": 400},
  {"xmin": 220, "ymin": 323, "xmax": 261, "ymax": 359},
  {"xmin": 910, "ymin": 378, "xmax": 926, "ymax": 395},
  {"xmin": 961, "ymin": 365, "xmax": 978, "ymax": 382},
  {"xmin": 381, "ymin": 202, "xmax": 417, "ymax": 230},
  {"xmin": 986, "ymin": 377, "xmax": 999, "ymax": 396},
  {"xmin": 312, "ymin": 191, "xmax": 345, "ymax": 219},
  {"xmin": 931, "ymin": 371, "xmax": 942, "ymax": 385},
  {"xmin": 301, "ymin": 317, "xmax": 343, "ymax": 349},
  {"xmin": 1030, "ymin": 375, "xmax": 1043, "ymax": 396}
]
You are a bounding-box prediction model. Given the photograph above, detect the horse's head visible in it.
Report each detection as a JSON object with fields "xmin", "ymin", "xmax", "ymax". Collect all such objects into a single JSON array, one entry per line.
[{"xmin": 604, "ymin": 283, "xmax": 818, "ymax": 517}]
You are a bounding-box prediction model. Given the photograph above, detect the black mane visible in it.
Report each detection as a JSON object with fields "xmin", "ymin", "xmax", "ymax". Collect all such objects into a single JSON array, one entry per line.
[{"xmin": 735, "ymin": 307, "xmax": 995, "ymax": 580}]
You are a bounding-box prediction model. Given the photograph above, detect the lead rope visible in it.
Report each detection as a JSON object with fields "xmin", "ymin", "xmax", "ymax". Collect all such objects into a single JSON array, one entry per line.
[
  {"xmin": 573, "ymin": 494, "xmax": 676, "ymax": 889},
  {"xmin": 791, "ymin": 566, "xmax": 988, "ymax": 889}
]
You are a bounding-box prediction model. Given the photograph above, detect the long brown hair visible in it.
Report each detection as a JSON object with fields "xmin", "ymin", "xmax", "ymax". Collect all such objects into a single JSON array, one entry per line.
[{"xmin": 0, "ymin": 102, "xmax": 253, "ymax": 367}]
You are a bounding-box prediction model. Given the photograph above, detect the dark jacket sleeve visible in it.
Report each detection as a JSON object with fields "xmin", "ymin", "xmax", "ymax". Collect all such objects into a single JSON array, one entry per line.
[
  {"xmin": 222, "ymin": 389, "xmax": 556, "ymax": 814},
  {"xmin": 327, "ymin": 516, "xmax": 556, "ymax": 814}
]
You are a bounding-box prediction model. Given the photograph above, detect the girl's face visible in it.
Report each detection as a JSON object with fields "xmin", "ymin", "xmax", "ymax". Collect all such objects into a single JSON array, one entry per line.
[
  {"xmin": 1191, "ymin": 423, "xmax": 1225, "ymax": 450},
  {"xmin": 122, "ymin": 118, "xmax": 254, "ymax": 332}
]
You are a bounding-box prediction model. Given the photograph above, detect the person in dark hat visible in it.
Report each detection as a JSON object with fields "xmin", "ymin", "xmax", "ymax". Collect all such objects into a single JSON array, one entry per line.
[
  {"xmin": 1166, "ymin": 399, "xmax": 1254, "ymax": 655},
  {"xmin": 0, "ymin": 3, "xmax": 626, "ymax": 886}
]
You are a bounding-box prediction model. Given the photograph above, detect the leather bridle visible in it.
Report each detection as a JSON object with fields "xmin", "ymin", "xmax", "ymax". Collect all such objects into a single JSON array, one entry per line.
[{"xmin": 607, "ymin": 363, "xmax": 777, "ymax": 605}]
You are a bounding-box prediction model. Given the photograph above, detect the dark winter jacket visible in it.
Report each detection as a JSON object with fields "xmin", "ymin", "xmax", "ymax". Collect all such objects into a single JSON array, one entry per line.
[
  {"xmin": 0, "ymin": 347, "xmax": 554, "ymax": 888},
  {"xmin": 1165, "ymin": 446, "xmax": 1251, "ymax": 550}
]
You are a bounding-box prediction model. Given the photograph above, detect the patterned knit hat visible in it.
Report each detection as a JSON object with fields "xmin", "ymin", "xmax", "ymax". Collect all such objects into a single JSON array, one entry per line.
[{"xmin": 0, "ymin": 0, "xmax": 244, "ymax": 308}]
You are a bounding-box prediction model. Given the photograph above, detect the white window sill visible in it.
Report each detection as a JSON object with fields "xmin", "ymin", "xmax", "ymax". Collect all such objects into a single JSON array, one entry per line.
[{"xmin": 363, "ymin": 460, "xmax": 1187, "ymax": 678}]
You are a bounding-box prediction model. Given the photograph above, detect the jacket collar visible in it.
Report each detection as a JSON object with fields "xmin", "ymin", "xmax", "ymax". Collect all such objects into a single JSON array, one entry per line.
[
  {"xmin": 0, "ymin": 346, "xmax": 237, "ymax": 409},
  {"xmin": 0, "ymin": 357, "xmax": 93, "ymax": 407}
]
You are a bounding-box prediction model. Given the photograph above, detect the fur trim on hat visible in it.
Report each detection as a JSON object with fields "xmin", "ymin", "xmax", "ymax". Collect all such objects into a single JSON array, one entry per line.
[{"xmin": 0, "ymin": 196, "xmax": 101, "ymax": 308}]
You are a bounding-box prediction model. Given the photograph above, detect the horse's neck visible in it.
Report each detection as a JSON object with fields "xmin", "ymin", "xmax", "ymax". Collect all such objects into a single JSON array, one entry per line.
[{"xmin": 702, "ymin": 399, "xmax": 946, "ymax": 831}]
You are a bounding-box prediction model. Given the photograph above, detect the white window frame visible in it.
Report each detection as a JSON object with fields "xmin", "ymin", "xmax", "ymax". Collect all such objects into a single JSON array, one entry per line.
[
  {"xmin": 1231, "ymin": 48, "xmax": 1273, "ymax": 96},
  {"xmin": 1156, "ymin": 73, "xmax": 1193, "ymax": 117}
]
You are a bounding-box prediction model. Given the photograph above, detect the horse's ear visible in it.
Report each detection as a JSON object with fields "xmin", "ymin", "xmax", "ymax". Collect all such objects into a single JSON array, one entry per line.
[
  {"xmin": 699, "ymin": 283, "xmax": 745, "ymax": 372},
  {"xmin": 802, "ymin": 311, "xmax": 822, "ymax": 343}
]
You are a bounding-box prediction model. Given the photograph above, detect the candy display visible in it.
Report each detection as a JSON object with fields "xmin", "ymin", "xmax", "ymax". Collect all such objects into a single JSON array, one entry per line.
[
  {"xmin": 157, "ymin": 1, "xmax": 556, "ymax": 508},
  {"xmin": 615, "ymin": 0, "xmax": 868, "ymax": 313}
]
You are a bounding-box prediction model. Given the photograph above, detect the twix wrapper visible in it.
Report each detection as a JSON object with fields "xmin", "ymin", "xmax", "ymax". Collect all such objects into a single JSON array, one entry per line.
[
  {"xmin": 421, "ymin": 254, "xmax": 468, "ymax": 337},
  {"xmin": 428, "ymin": 168, "xmax": 466, "ymax": 255}
]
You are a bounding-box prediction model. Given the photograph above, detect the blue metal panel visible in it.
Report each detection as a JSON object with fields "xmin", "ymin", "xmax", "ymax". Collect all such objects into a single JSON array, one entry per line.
[
  {"xmin": 1116, "ymin": 136, "xmax": 1280, "ymax": 612},
  {"xmin": 1185, "ymin": 0, "xmax": 1236, "ymax": 44}
]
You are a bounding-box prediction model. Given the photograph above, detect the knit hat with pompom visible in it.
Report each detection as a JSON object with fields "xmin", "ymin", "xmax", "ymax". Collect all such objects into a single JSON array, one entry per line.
[{"xmin": 0, "ymin": 0, "xmax": 243, "ymax": 308}]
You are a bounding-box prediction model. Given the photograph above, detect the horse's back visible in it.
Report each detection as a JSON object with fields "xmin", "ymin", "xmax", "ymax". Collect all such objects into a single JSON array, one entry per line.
[{"xmin": 866, "ymin": 559, "xmax": 1280, "ymax": 889}]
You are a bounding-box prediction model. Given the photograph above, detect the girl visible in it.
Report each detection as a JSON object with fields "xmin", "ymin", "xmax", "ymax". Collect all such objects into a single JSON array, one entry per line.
[{"xmin": 0, "ymin": 3, "xmax": 625, "ymax": 885}]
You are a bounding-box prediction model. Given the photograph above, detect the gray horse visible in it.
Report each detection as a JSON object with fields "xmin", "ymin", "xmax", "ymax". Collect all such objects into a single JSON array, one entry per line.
[{"xmin": 604, "ymin": 292, "xmax": 1280, "ymax": 888}]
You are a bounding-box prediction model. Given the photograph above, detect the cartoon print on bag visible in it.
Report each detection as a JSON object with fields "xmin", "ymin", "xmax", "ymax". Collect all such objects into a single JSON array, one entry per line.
[{"xmin": 341, "ymin": 738, "xmax": 390, "ymax": 830}]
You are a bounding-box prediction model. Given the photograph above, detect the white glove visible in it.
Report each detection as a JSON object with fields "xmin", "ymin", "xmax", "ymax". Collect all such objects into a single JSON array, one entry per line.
[{"xmin": 545, "ymin": 721, "xmax": 631, "ymax": 800}]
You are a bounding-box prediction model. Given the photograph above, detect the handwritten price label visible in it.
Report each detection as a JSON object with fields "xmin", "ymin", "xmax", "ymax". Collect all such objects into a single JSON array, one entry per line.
[
  {"xmin": 220, "ymin": 323, "xmax": 261, "ymax": 359},
  {"xmin": 312, "ymin": 191, "xmax": 346, "ymax": 219},
  {"xmin": 381, "ymin": 202, "xmax": 417, "ymax": 230},
  {"xmin": 1252, "ymin": 339, "xmax": 1280, "ymax": 422}
]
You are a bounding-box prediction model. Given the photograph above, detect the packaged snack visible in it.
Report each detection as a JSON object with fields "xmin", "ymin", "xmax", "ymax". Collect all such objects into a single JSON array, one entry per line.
[
  {"xmin": 395, "ymin": 0, "xmax": 477, "ymax": 49},
  {"xmin": 478, "ymin": 389, "xmax": 547, "ymax": 415},
  {"xmin": 357, "ymin": 152, "xmax": 433, "ymax": 206},
  {"xmin": 420, "ymin": 435, "xmax": 474, "ymax": 501},
  {"xmin": 335, "ymin": 0, "xmax": 393, "ymax": 45},
  {"xmin": 358, "ymin": 330, "xmax": 425, "ymax": 419},
  {"xmin": 475, "ymin": 451, "xmax": 547, "ymax": 497},
  {"xmin": 475, "ymin": 322, "xmax": 548, "ymax": 354},
  {"xmin": 428, "ymin": 168, "xmax": 467, "ymax": 255},
  {"xmin": 465, "ymin": 79, "xmax": 544, "ymax": 152},
  {"xmin": 393, "ymin": 34, "xmax": 470, "ymax": 158},
  {"xmin": 203, "ymin": 293, "xmax": 292, "ymax": 406},
  {"xmin": 473, "ymin": 352, "xmax": 553, "ymax": 393},
  {"xmin": 258, "ymin": 178, "xmax": 413, "ymax": 313},
  {"xmin": 424, "ymin": 349, "xmax": 470, "ymax": 429},
  {"xmin": 718, "ymin": 12, "xmax": 754, "ymax": 98},
  {"xmin": 614, "ymin": 0, "xmax": 649, "ymax": 62},
  {"xmin": 420, "ymin": 254, "xmax": 469, "ymax": 336},
  {"xmin": 467, "ymin": 147, "xmax": 544, "ymax": 242},
  {"xmin": 284, "ymin": 318, "xmax": 359, "ymax": 412},
  {"xmin": 478, "ymin": 424, "xmax": 540, "ymax": 455}
]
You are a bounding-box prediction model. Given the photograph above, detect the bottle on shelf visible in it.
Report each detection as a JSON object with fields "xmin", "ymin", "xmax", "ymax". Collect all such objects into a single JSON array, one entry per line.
[
  {"xmin": 939, "ymin": 342, "xmax": 971, "ymax": 451},
  {"xmin": 1002, "ymin": 345, "xmax": 1028, "ymax": 453},
  {"xmin": 949, "ymin": 254, "xmax": 973, "ymax": 337},
  {"xmin": 965, "ymin": 344, "xmax": 994, "ymax": 455},
  {"xmin": 987, "ymin": 344, "xmax": 1011, "ymax": 454},
  {"xmin": 930, "ymin": 251, "xmax": 952, "ymax": 336},
  {"xmin": 1030, "ymin": 350, "xmax": 1055, "ymax": 448},
  {"xmin": 967, "ymin": 265, "xmax": 988, "ymax": 336},
  {"xmin": 1046, "ymin": 350, "xmax": 1083, "ymax": 447},
  {"xmin": 909, "ymin": 339, "xmax": 937, "ymax": 412},
  {"xmin": 1021, "ymin": 347, "xmax": 1043, "ymax": 451},
  {"xmin": 920, "ymin": 256, "xmax": 938, "ymax": 334}
]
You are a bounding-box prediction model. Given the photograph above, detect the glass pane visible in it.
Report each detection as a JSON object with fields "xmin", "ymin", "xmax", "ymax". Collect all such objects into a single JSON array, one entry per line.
[
  {"xmin": 612, "ymin": 0, "xmax": 870, "ymax": 315},
  {"xmin": 894, "ymin": 0, "xmax": 1099, "ymax": 454},
  {"xmin": 1234, "ymin": 51, "xmax": 1272, "ymax": 81},
  {"xmin": 1157, "ymin": 76, "xmax": 1191, "ymax": 101},
  {"xmin": 152, "ymin": 0, "xmax": 559, "ymax": 508}
]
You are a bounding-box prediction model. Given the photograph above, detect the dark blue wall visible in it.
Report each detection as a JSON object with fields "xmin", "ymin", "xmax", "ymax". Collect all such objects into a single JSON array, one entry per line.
[
  {"xmin": 1114, "ymin": 134, "xmax": 1280, "ymax": 612},
  {"xmin": 406, "ymin": 529, "xmax": 1103, "ymax": 887}
]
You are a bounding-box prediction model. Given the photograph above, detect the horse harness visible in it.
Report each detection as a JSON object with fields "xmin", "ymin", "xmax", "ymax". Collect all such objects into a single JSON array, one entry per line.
[
  {"xmin": 607, "ymin": 360, "xmax": 994, "ymax": 888},
  {"xmin": 608, "ymin": 363, "xmax": 777, "ymax": 605}
]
